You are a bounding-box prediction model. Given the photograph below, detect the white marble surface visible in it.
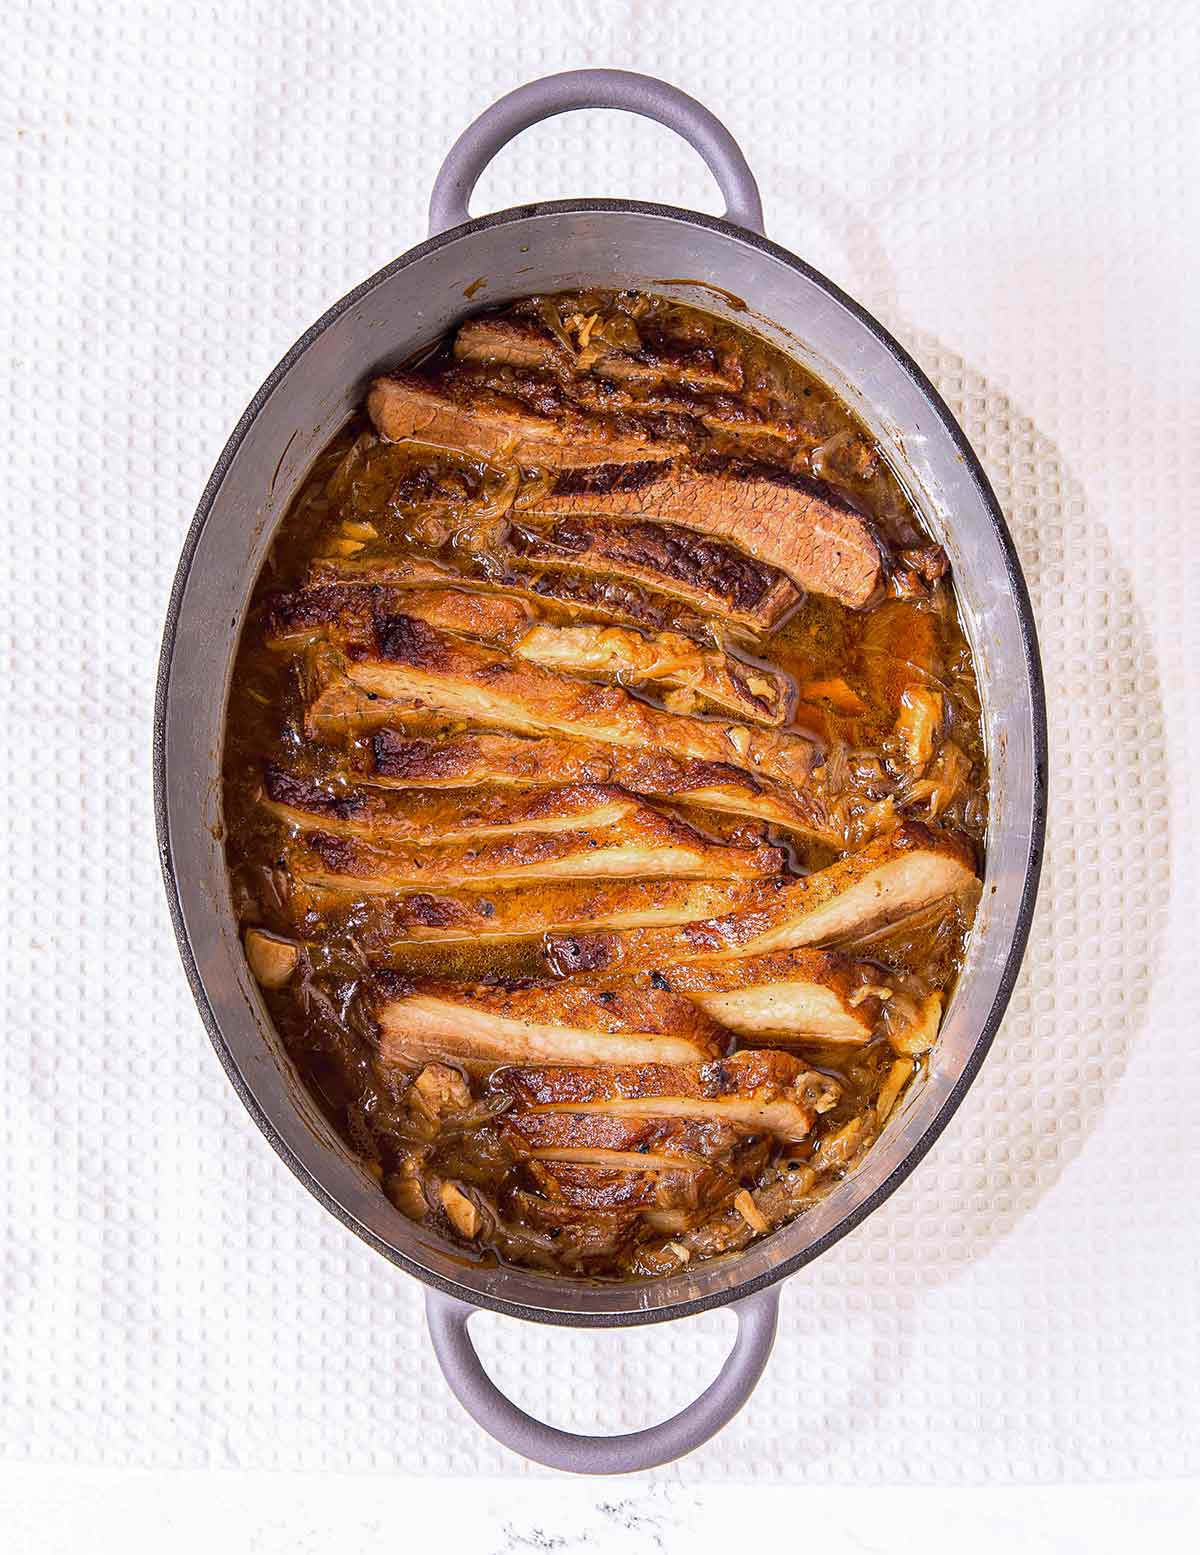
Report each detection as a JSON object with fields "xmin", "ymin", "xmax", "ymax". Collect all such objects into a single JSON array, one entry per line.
[
  {"xmin": 3, "ymin": 0, "xmax": 1200, "ymax": 1538},
  {"xmin": 2, "ymin": 1465, "xmax": 1198, "ymax": 1552}
]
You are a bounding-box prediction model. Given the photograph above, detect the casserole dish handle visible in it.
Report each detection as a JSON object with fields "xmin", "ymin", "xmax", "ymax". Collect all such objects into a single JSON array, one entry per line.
[
  {"xmin": 424, "ymin": 1285, "xmax": 779, "ymax": 1473},
  {"xmin": 428, "ymin": 68, "xmax": 765, "ymax": 237}
]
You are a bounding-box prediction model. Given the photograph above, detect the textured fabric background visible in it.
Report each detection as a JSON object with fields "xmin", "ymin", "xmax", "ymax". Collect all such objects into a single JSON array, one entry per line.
[{"xmin": 2, "ymin": 0, "xmax": 1197, "ymax": 1485}]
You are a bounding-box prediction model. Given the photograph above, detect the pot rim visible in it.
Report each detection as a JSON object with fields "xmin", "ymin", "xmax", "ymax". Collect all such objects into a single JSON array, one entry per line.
[{"xmin": 154, "ymin": 196, "xmax": 1048, "ymax": 1328}]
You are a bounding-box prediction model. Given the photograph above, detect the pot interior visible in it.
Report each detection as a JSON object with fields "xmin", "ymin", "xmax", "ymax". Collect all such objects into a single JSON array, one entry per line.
[{"xmin": 159, "ymin": 202, "xmax": 1043, "ymax": 1324}]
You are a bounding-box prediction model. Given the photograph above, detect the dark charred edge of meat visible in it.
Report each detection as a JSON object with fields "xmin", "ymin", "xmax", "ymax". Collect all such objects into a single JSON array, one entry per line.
[
  {"xmin": 626, "ymin": 340, "xmax": 738, "ymax": 385},
  {"xmin": 439, "ymin": 364, "xmax": 668, "ymax": 446},
  {"xmin": 268, "ymin": 585, "xmax": 472, "ymax": 650},
  {"xmin": 395, "ymin": 892, "xmax": 479, "ymax": 929},
  {"xmin": 544, "ymin": 914, "xmax": 746, "ymax": 979},
  {"xmin": 373, "ymin": 613, "xmax": 450, "ymax": 665},
  {"xmin": 612, "ymin": 751, "xmax": 773, "ymax": 799},
  {"xmin": 370, "ymin": 728, "xmax": 772, "ymax": 804},
  {"xmin": 309, "ymin": 890, "xmax": 505, "ymax": 945},
  {"xmin": 692, "ymin": 454, "xmax": 890, "ymax": 609},
  {"xmin": 633, "ymin": 317, "xmax": 743, "ymax": 378},
  {"xmin": 301, "ymin": 829, "xmax": 357, "ymax": 872},
  {"xmin": 701, "ymin": 1058, "xmax": 754, "ymax": 1097},
  {"xmin": 510, "ymin": 517, "xmax": 795, "ymax": 617},
  {"xmin": 550, "ymin": 461, "xmax": 666, "ymax": 497},
  {"xmin": 377, "ymin": 369, "xmax": 685, "ymax": 465},
  {"xmin": 494, "ymin": 1051, "xmax": 820, "ymax": 1111},
  {"xmin": 371, "ymin": 966, "xmax": 416, "ymax": 1003},
  {"xmin": 263, "ymin": 763, "xmax": 367, "ymax": 821},
  {"xmin": 693, "ymin": 452, "xmax": 871, "ymax": 519},
  {"xmin": 263, "ymin": 584, "xmax": 372, "ymax": 638},
  {"xmin": 882, "ymin": 818, "xmax": 978, "ymax": 872},
  {"xmin": 499, "ymin": 561, "xmax": 714, "ymax": 637},
  {"xmin": 542, "ymin": 935, "xmax": 612, "ymax": 977},
  {"xmin": 371, "ymin": 730, "xmax": 480, "ymax": 780},
  {"xmin": 456, "ymin": 315, "xmax": 739, "ymax": 395},
  {"xmin": 461, "ymin": 361, "xmax": 778, "ymax": 448},
  {"xmin": 671, "ymin": 757, "xmax": 767, "ymax": 792}
]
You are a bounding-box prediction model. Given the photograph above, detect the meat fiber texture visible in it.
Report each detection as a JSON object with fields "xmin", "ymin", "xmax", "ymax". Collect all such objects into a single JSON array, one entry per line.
[{"xmin": 3, "ymin": 0, "xmax": 1198, "ymax": 1494}]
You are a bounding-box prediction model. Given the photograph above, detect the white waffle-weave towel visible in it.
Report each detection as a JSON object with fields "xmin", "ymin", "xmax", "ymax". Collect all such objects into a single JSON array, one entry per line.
[{"xmin": 2, "ymin": 0, "xmax": 1197, "ymax": 1483}]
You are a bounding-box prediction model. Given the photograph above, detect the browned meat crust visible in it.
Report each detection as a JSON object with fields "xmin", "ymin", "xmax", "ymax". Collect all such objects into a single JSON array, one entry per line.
[
  {"xmin": 288, "ymin": 806, "xmax": 784, "ymax": 891},
  {"xmin": 497, "ymin": 357, "xmax": 860, "ymax": 473},
  {"xmin": 583, "ymin": 346, "xmax": 741, "ymax": 395},
  {"xmin": 492, "ymin": 560, "xmax": 717, "ymax": 635},
  {"xmin": 494, "ymin": 1050, "xmax": 841, "ymax": 1139},
  {"xmin": 544, "ymin": 822, "xmax": 978, "ymax": 976},
  {"xmin": 454, "ymin": 319, "xmax": 868, "ymax": 461},
  {"xmin": 504, "ymin": 1111, "xmax": 748, "ymax": 1159},
  {"xmin": 453, "ymin": 317, "xmax": 571, "ymax": 372},
  {"xmin": 367, "ymin": 373, "xmax": 682, "ymax": 468},
  {"xmin": 262, "ymin": 764, "xmax": 638, "ymax": 842},
  {"xmin": 509, "ymin": 516, "xmax": 799, "ymax": 632},
  {"xmin": 363, "ymin": 729, "xmax": 835, "ymax": 841},
  {"xmin": 374, "ymin": 977, "xmax": 728, "ymax": 1068},
  {"xmin": 322, "ymin": 615, "xmax": 814, "ymax": 784},
  {"xmin": 626, "ymin": 949, "xmax": 883, "ymax": 1043},
  {"xmin": 264, "ymin": 583, "xmax": 532, "ymax": 651},
  {"xmin": 511, "ymin": 1113, "xmax": 767, "ymax": 1215},
  {"xmin": 293, "ymin": 876, "xmax": 777, "ymax": 944},
  {"xmin": 517, "ymin": 457, "xmax": 883, "ymax": 607},
  {"xmin": 454, "ymin": 315, "xmax": 743, "ymax": 394},
  {"xmin": 308, "ymin": 550, "xmax": 718, "ymax": 639},
  {"xmin": 511, "ymin": 622, "xmax": 792, "ymax": 726}
]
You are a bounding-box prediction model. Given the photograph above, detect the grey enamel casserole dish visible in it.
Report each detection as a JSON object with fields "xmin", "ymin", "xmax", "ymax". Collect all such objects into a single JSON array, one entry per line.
[{"xmin": 155, "ymin": 70, "xmax": 1047, "ymax": 1473}]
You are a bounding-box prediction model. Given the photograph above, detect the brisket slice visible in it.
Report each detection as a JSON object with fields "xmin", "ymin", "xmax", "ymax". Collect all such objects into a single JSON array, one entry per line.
[
  {"xmin": 328, "ymin": 615, "xmax": 815, "ymax": 784},
  {"xmin": 288, "ymin": 806, "xmax": 784, "ymax": 890},
  {"xmin": 373, "ymin": 978, "xmax": 728, "ymax": 1069},
  {"xmin": 308, "ymin": 550, "xmax": 718, "ymax": 639},
  {"xmin": 493, "ymin": 1050, "xmax": 841, "ymax": 1140},
  {"xmin": 508, "ymin": 515, "xmax": 799, "ymax": 633},
  {"xmin": 367, "ymin": 373, "xmax": 681, "ymax": 469},
  {"xmin": 448, "ymin": 320, "xmax": 879, "ymax": 490},
  {"xmin": 544, "ymin": 822, "xmax": 977, "ymax": 976},
  {"xmin": 293, "ymin": 877, "xmax": 776, "ymax": 945},
  {"xmin": 626, "ymin": 948, "xmax": 884, "ymax": 1043},
  {"xmin": 264, "ymin": 583, "xmax": 533, "ymax": 652},
  {"xmin": 511, "ymin": 621, "xmax": 792, "ymax": 726},
  {"xmin": 453, "ymin": 315, "xmax": 742, "ymax": 394},
  {"xmin": 364, "ymin": 729, "xmax": 837, "ymax": 842},
  {"xmin": 261, "ymin": 764, "xmax": 638, "ymax": 842},
  {"xmin": 517, "ymin": 457, "xmax": 883, "ymax": 607}
]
